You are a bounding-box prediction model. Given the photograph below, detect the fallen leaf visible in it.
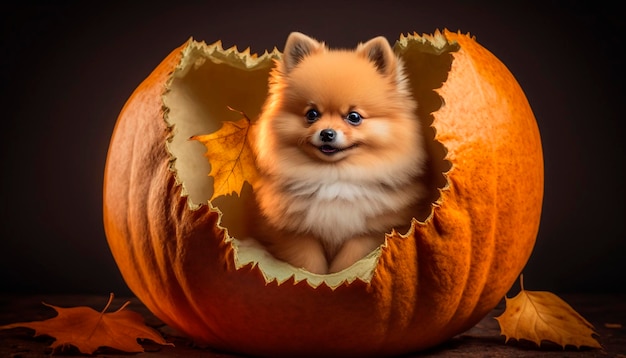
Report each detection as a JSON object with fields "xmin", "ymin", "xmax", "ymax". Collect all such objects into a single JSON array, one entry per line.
[
  {"xmin": 191, "ymin": 111, "xmax": 259, "ymax": 201},
  {"xmin": 0, "ymin": 293, "xmax": 173, "ymax": 354},
  {"xmin": 495, "ymin": 276, "xmax": 601, "ymax": 349}
]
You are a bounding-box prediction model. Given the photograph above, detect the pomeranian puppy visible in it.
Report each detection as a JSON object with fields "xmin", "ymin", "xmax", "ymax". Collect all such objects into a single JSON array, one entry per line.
[{"xmin": 250, "ymin": 32, "xmax": 426, "ymax": 274}]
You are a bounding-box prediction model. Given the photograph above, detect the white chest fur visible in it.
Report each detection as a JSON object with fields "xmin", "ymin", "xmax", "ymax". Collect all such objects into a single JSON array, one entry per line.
[{"xmin": 275, "ymin": 179, "xmax": 415, "ymax": 246}]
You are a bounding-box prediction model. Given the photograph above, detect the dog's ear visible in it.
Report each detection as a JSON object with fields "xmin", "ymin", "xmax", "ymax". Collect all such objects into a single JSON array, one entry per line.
[
  {"xmin": 282, "ymin": 32, "xmax": 324, "ymax": 72},
  {"xmin": 357, "ymin": 36, "xmax": 398, "ymax": 77}
]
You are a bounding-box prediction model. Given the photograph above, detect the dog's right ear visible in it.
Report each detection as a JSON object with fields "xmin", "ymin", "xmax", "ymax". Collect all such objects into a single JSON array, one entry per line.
[
  {"xmin": 357, "ymin": 36, "xmax": 398, "ymax": 78},
  {"xmin": 282, "ymin": 32, "xmax": 324, "ymax": 72}
]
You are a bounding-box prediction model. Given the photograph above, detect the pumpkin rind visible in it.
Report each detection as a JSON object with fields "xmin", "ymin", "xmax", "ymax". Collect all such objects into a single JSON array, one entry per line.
[{"xmin": 103, "ymin": 31, "xmax": 543, "ymax": 357}]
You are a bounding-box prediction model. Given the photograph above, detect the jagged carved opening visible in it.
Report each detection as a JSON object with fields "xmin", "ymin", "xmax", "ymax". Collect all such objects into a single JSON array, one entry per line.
[{"xmin": 162, "ymin": 35, "xmax": 458, "ymax": 287}]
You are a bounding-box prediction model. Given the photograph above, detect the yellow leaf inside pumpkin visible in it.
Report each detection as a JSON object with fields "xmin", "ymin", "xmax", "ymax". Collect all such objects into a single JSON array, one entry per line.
[{"xmin": 191, "ymin": 115, "xmax": 259, "ymax": 201}]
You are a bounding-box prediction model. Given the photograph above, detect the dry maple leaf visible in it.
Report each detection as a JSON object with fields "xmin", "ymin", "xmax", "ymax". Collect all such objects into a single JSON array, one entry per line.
[
  {"xmin": 191, "ymin": 109, "xmax": 259, "ymax": 201},
  {"xmin": 0, "ymin": 293, "xmax": 172, "ymax": 354},
  {"xmin": 495, "ymin": 276, "xmax": 602, "ymax": 349}
]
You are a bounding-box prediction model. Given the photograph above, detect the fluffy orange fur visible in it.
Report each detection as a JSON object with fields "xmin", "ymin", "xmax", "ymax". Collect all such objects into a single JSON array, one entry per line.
[{"xmin": 249, "ymin": 32, "xmax": 426, "ymax": 274}]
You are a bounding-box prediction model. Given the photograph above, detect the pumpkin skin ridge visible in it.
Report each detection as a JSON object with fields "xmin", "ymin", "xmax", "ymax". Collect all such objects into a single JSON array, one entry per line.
[
  {"xmin": 437, "ymin": 44, "xmax": 496, "ymax": 333},
  {"xmin": 432, "ymin": 29, "xmax": 542, "ymax": 333},
  {"xmin": 429, "ymin": 46, "xmax": 479, "ymax": 344},
  {"xmin": 103, "ymin": 30, "xmax": 543, "ymax": 357},
  {"xmin": 103, "ymin": 41, "xmax": 235, "ymax": 344},
  {"xmin": 103, "ymin": 44, "xmax": 177, "ymax": 324}
]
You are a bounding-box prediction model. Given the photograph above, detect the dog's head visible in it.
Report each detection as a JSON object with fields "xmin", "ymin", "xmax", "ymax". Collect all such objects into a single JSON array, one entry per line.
[{"xmin": 255, "ymin": 32, "xmax": 424, "ymax": 180}]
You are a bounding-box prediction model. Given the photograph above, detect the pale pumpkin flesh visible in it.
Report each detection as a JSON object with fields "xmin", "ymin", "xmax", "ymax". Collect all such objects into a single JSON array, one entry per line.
[{"xmin": 103, "ymin": 30, "xmax": 543, "ymax": 357}]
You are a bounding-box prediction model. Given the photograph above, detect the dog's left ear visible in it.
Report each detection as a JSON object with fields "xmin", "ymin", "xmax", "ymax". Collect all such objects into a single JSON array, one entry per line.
[
  {"xmin": 282, "ymin": 32, "xmax": 325, "ymax": 72},
  {"xmin": 357, "ymin": 36, "xmax": 398, "ymax": 77}
]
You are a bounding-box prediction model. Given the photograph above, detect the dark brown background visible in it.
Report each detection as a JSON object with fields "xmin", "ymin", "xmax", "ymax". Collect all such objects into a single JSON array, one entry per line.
[{"xmin": 1, "ymin": 1, "xmax": 623, "ymax": 296}]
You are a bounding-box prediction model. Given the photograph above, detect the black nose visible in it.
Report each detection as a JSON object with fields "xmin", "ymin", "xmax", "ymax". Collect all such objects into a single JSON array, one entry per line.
[{"xmin": 320, "ymin": 129, "xmax": 336, "ymax": 143}]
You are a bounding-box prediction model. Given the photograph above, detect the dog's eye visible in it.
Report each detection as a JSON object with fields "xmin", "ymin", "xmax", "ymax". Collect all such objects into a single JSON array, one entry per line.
[
  {"xmin": 346, "ymin": 111, "xmax": 363, "ymax": 125},
  {"xmin": 305, "ymin": 109, "xmax": 320, "ymax": 123}
]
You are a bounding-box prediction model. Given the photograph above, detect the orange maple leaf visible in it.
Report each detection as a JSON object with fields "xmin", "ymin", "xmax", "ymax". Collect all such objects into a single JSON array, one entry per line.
[
  {"xmin": 495, "ymin": 276, "xmax": 601, "ymax": 349},
  {"xmin": 0, "ymin": 293, "xmax": 173, "ymax": 354},
  {"xmin": 191, "ymin": 110, "xmax": 259, "ymax": 202}
]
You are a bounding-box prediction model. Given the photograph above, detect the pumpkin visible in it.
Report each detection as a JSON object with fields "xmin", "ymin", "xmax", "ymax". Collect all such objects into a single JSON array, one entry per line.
[{"xmin": 103, "ymin": 30, "xmax": 543, "ymax": 357}]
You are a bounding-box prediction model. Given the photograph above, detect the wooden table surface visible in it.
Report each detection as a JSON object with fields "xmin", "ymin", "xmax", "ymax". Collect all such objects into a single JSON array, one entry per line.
[{"xmin": 1, "ymin": 293, "xmax": 624, "ymax": 357}]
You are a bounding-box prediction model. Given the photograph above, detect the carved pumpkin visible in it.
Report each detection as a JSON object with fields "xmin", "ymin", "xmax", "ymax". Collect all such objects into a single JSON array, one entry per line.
[{"xmin": 103, "ymin": 30, "xmax": 543, "ymax": 357}]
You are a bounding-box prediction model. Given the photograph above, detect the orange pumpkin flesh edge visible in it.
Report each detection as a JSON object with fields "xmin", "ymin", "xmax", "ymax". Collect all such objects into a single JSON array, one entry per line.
[{"xmin": 103, "ymin": 30, "xmax": 543, "ymax": 357}]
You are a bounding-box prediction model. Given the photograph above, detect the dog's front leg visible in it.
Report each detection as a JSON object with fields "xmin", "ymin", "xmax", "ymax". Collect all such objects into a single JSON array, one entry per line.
[{"xmin": 328, "ymin": 235, "xmax": 383, "ymax": 273}]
